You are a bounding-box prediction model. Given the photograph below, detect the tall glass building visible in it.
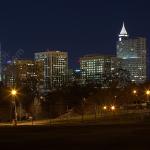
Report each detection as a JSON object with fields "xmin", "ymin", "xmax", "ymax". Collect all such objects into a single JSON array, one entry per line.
[
  {"xmin": 34, "ymin": 51, "xmax": 68, "ymax": 90},
  {"xmin": 116, "ymin": 23, "xmax": 147, "ymax": 83}
]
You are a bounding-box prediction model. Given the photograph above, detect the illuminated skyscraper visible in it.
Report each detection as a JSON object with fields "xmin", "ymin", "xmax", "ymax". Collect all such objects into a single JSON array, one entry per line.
[
  {"xmin": 4, "ymin": 59, "xmax": 36, "ymax": 87},
  {"xmin": 80, "ymin": 55, "xmax": 117, "ymax": 84},
  {"xmin": 116, "ymin": 22, "xmax": 147, "ymax": 83},
  {"xmin": 34, "ymin": 50, "xmax": 68, "ymax": 90},
  {"xmin": 0, "ymin": 43, "xmax": 2, "ymax": 82}
]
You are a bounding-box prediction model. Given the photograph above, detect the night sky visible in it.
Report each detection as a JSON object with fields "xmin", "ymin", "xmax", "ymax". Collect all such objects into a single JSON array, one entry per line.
[{"xmin": 0, "ymin": 0, "xmax": 150, "ymax": 69}]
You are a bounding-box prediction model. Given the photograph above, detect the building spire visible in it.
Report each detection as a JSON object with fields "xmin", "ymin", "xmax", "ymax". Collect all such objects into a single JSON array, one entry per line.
[{"xmin": 119, "ymin": 22, "xmax": 128, "ymax": 37}]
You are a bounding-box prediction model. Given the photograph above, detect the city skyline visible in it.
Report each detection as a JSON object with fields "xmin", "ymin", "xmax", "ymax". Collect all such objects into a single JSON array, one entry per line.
[
  {"xmin": 0, "ymin": 1, "xmax": 150, "ymax": 69},
  {"xmin": 1, "ymin": 2, "xmax": 150, "ymax": 149},
  {"xmin": 1, "ymin": 22, "xmax": 148, "ymax": 69}
]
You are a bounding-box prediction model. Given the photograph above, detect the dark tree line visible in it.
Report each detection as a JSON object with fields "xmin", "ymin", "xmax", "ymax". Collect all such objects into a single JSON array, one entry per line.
[{"xmin": 0, "ymin": 77, "xmax": 149, "ymax": 120}]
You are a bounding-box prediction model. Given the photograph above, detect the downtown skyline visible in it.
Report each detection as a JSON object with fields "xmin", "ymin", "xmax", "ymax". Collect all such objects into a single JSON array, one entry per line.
[
  {"xmin": 0, "ymin": 0, "xmax": 149, "ymax": 69},
  {"xmin": 1, "ymin": 2, "xmax": 150, "ymax": 150}
]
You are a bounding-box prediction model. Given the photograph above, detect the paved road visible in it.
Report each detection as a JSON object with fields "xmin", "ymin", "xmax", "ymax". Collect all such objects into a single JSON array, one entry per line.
[{"xmin": 0, "ymin": 123, "xmax": 150, "ymax": 150}]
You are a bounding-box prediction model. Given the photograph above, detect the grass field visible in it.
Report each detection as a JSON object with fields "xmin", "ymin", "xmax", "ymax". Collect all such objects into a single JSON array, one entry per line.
[{"xmin": 0, "ymin": 123, "xmax": 150, "ymax": 150}]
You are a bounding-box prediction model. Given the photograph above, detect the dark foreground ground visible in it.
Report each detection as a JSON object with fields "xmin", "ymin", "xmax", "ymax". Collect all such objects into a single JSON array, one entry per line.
[{"xmin": 1, "ymin": 123, "xmax": 150, "ymax": 150}]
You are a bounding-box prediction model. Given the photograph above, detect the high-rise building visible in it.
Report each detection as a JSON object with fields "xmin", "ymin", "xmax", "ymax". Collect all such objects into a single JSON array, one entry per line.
[
  {"xmin": 34, "ymin": 50, "xmax": 68, "ymax": 90},
  {"xmin": 4, "ymin": 59, "xmax": 37, "ymax": 87},
  {"xmin": 116, "ymin": 22, "xmax": 147, "ymax": 83},
  {"xmin": 0, "ymin": 43, "xmax": 2, "ymax": 82},
  {"xmin": 80, "ymin": 54, "xmax": 117, "ymax": 85},
  {"xmin": 68, "ymin": 68, "xmax": 82, "ymax": 85}
]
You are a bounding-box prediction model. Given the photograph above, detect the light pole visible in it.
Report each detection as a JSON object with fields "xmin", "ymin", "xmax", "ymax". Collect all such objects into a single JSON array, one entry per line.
[
  {"xmin": 132, "ymin": 90, "xmax": 137, "ymax": 106},
  {"xmin": 114, "ymin": 95, "xmax": 117, "ymax": 104},
  {"xmin": 81, "ymin": 98, "xmax": 86, "ymax": 122},
  {"xmin": 103, "ymin": 106, "xmax": 107, "ymax": 110},
  {"xmin": 146, "ymin": 90, "xmax": 150, "ymax": 102},
  {"xmin": 11, "ymin": 89, "xmax": 17, "ymax": 126},
  {"xmin": 111, "ymin": 105, "xmax": 115, "ymax": 111},
  {"xmin": 133, "ymin": 90, "xmax": 137, "ymax": 95}
]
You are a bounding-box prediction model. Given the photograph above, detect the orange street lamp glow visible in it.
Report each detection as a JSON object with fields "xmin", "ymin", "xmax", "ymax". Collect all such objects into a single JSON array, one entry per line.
[
  {"xmin": 10, "ymin": 89, "xmax": 18, "ymax": 126},
  {"xmin": 111, "ymin": 105, "xmax": 115, "ymax": 111},
  {"xmin": 103, "ymin": 106, "xmax": 107, "ymax": 110},
  {"xmin": 11, "ymin": 89, "xmax": 17, "ymax": 96},
  {"xmin": 133, "ymin": 90, "xmax": 137, "ymax": 94},
  {"xmin": 146, "ymin": 90, "xmax": 150, "ymax": 95}
]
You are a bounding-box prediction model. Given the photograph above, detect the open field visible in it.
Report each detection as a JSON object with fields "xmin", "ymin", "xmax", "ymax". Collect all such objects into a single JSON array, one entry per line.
[
  {"xmin": 1, "ymin": 109, "xmax": 150, "ymax": 126},
  {"xmin": 1, "ymin": 123, "xmax": 150, "ymax": 150}
]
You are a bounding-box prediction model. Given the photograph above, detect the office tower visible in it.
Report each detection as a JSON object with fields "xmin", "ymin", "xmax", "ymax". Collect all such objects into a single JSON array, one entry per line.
[
  {"xmin": 116, "ymin": 22, "xmax": 147, "ymax": 83},
  {"xmin": 68, "ymin": 68, "xmax": 82, "ymax": 85},
  {"xmin": 4, "ymin": 59, "xmax": 36, "ymax": 87},
  {"xmin": 80, "ymin": 54, "xmax": 116, "ymax": 85},
  {"xmin": 0, "ymin": 43, "xmax": 2, "ymax": 82},
  {"xmin": 34, "ymin": 50, "xmax": 68, "ymax": 90}
]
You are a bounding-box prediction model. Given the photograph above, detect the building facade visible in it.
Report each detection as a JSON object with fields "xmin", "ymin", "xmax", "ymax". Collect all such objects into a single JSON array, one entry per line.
[
  {"xmin": 4, "ymin": 59, "xmax": 37, "ymax": 87},
  {"xmin": 34, "ymin": 50, "xmax": 68, "ymax": 90},
  {"xmin": 116, "ymin": 23, "xmax": 147, "ymax": 83},
  {"xmin": 80, "ymin": 55, "xmax": 118, "ymax": 85}
]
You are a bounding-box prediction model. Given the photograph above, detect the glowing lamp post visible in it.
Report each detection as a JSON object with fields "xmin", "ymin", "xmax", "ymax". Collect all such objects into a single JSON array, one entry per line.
[
  {"xmin": 11, "ymin": 89, "xmax": 17, "ymax": 126},
  {"xmin": 133, "ymin": 90, "xmax": 138, "ymax": 106},
  {"xmin": 103, "ymin": 106, "xmax": 107, "ymax": 110},
  {"xmin": 111, "ymin": 105, "xmax": 115, "ymax": 111},
  {"xmin": 133, "ymin": 90, "xmax": 137, "ymax": 95},
  {"xmin": 11, "ymin": 89, "xmax": 17, "ymax": 96},
  {"xmin": 146, "ymin": 90, "xmax": 150, "ymax": 102}
]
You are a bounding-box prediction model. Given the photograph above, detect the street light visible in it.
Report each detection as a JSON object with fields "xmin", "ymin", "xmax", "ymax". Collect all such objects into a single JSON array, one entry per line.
[
  {"xmin": 146, "ymin": 90, "xmax": 150, "ymax": 102},
  {"xmin": 11, "ymin": 89, "xmax": 17, "ymax": 96},
  {"xmin": 133, "ymin": 90, "xmax": 137, "ymax": 94},
  {"xmin": 132, "ymin": 90, "xmax": 138, "ymax": 106},
  {"xmin": 111, "ymin": 105, "xmax": 115, "ymax": 111},
  {"xmin": 103, "ymin": 106, "xmax": 107, "ymax": 110},
  {"xmin": 11, "ymin": 89, "xmax": 17, "ymax": 126},
  {"xmin": 81, "ymin": 97, "xmax": 86, "ymax": 122},
  {"xmin": 146, "ymin": 90, "xmax": 150, "ymax": 95}
]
